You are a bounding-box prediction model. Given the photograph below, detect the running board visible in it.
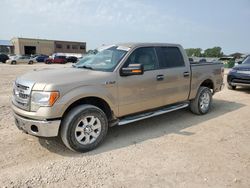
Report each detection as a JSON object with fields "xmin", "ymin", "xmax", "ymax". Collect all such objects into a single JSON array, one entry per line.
[{"xmin": 118, "ymin": 103, "xmax": 189, "ymax": 126}]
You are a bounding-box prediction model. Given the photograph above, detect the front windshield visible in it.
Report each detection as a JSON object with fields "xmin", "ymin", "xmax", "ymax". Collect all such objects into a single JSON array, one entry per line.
[
  {"xmin": 74, "ymin": 46, "xmax": 128, "ymax": 71},
  {"xmin": 242, "ymin": 56, "xmax": 250, "ymax": 64}
]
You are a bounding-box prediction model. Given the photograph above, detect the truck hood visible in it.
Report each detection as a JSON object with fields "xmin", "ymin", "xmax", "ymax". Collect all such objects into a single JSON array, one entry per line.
[
  {"xmin": 16, "ymin": 67, "xmax": 113, "ymax": 91},
  {"xmin": 234, "ymin": 64, "xmax": 250, "ymax": 70}
]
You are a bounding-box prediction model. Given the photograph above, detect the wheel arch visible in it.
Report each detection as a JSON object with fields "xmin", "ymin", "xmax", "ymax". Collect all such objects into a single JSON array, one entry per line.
[
  {"xmin": 200, "ymin": 79, "xmax": 214, "ymax": 91},
  {"xmin": 62, "ymin": 96, "xmax": 114, "ymax": 122},
  {"xmin": 189, "ymin": 77, "xmax": 215, "ymax": 99}
]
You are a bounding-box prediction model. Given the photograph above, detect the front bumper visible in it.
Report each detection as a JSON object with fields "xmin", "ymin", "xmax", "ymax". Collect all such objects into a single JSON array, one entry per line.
[
  {"xmin": 227, "ymin": 72, "xmax": 250, "ymax": 87},
  {"xmin": 230, "ymin": 80, "xmax": 250, "ymax": 87},
  {"xmin": 14, "ymin": 113, "xmax": 61, "ymax": 137}
]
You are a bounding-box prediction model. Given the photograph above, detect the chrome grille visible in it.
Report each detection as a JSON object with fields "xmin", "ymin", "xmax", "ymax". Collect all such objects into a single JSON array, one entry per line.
[
  {"xmin": 18, "ymin": 93, "xmax": 29, "ymax": 99},
  {"xmin": 16, "ymin": 83, "xmax": 30, "ymax": 90},
  {"xmin": 12, "ymin": 80, "xmax": 34, "ymax": 111}
]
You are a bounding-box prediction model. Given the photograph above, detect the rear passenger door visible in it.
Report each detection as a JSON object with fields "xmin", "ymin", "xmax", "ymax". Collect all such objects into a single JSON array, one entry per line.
[{"xmin": 155, "ymin": 46, "xmax": 190, "ymax": 105}]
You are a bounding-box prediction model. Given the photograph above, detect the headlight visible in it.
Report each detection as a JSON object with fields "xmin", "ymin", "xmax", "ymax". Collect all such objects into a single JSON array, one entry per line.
[{"xmin": 31, "ymin": 91, "xmax": 59, "ymax": 111}]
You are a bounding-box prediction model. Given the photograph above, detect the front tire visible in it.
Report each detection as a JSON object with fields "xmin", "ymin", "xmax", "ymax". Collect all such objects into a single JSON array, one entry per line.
[
  {"xmin": 190, "ymin": 86, "xmax": 212, "ymax": 115},
  {"xmin": 60, "ymin": 105, "xmax": 108, "ymax": 152}
]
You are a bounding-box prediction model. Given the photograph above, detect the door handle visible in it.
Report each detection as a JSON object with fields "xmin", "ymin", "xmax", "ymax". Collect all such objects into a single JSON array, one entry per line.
[
  {"xmin": 183, "ymin": 72, "xmax": 190, "ymax": 77},
  {"xmin": 156, "ymin": 74, "xmax": 164, "ymax": 81}
]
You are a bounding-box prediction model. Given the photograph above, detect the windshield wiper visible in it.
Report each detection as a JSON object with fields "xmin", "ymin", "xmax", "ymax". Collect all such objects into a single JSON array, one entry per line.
[{"xmin": 75, "ymin": 65, "xmax": 94, "ymax": 70}]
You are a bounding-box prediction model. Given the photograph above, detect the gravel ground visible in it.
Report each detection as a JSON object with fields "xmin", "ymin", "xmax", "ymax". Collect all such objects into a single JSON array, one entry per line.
[{"xmin": 0, "ymin": 63, "xmax": 250, "ymax": 188}]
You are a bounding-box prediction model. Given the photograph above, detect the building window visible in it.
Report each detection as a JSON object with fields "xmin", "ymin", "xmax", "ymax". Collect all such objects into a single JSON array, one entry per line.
[
  {"xmin": 67, "ymin": 45, "xmax": 70, "ymax": 49},
  {"xmin": 72, "ymin": 45, "xmax": 78, "ymax": 49},
  {"xmin": 56, "ymin": 44, "xmax": 62, "ymax": 49},
  {"xmin": 80, "ymin": 45, "xmax": 85, "ymax": 50}
]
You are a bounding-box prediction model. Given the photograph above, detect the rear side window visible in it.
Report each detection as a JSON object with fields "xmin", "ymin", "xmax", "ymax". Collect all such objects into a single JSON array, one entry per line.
[{"xmin": 156, "ymin": 47, "xmax": 185, "ymax": 68}]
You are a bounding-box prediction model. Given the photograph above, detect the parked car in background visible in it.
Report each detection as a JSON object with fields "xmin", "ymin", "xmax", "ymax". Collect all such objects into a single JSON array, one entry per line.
[
  {"xmin": 188, "ymin": 57, "xmax": 194, "ymax": 63},
  {"xmin": 227, "ymin": 55, "xmax": 250, "ymax": 90},
  {"xmin": 6, "ymin": 55, "xmax": 36, "ymax": 65},
  {"xmin": 0, "ymin": 53, "xmax": 9, "ymax": 63},
  {"xmin": 36, "ymin": 55, "xmax": 49, "ymax": 62},
  {"xmin": 45, "ymin": 55, "xmax": 67, "ymax": 64},
  {"xmin": 199, "ymin": 58, "xmax": 207, "ymax": 63},
  {"xmin": 66, "ymin": 56, "xmax": 78, "ymax": 63}
]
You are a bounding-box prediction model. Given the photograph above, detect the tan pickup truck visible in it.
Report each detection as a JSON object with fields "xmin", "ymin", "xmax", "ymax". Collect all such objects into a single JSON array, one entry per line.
[{"xmin": 12, "ymin": 43, "xmax": 224, "ymax": 152}]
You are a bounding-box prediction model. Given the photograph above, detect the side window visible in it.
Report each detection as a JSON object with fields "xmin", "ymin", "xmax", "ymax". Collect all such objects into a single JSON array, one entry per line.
[
  {"xmin": 157, "ymin": 47, "xmax": 185, "ymax": 68},
  {"xmin": 124, "ymin": 47, "xmax": 158, "ymax": 71},
  {"xmin": 56, "ymin": 44, "xmax": 62, "ymax": 49}
]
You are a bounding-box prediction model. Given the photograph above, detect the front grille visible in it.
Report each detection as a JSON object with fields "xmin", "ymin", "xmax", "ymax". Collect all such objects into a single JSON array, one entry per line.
[
  {"xmin": 13, "ymin": 80, "xmax": 34, "ymax": 111},
  {"xmin": 16, "ymin": 83, "xmax": 29, "ymax": 90},
  {"xmin": 18, "ymin": 93, "xmax": 29, "ymax": 99}
]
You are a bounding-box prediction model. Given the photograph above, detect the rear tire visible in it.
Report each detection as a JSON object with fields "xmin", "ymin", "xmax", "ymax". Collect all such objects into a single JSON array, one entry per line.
[
  {"xmin": 227, "ymin": 84, "xmax": 236, "ymax": 90},
  {"xmin": 28, "ymin": 60, "xmax": 33, "ymax": 64},
  {"xmin": 11, "ymin": 61, "xmax": 16, "ymax": 65},
  {"xmin": 60, "ymin": 105, "xmax": 108, "ymax": 152},
  {"xmin": 190, "ymin": 86, "xmax": 212, "ymax": 115}
]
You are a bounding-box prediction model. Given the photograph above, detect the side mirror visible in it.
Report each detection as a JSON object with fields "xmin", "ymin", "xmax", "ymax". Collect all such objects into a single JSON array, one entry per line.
[
  {"xmin": 237, "ymin": 61, "xmax": 242, "ymax": 64},
  {"xmin": 120, "ymin": 64, "xmax": 144, "ymax": 76}
]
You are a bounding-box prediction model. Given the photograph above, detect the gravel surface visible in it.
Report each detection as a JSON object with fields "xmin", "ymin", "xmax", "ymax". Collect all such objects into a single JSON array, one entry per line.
[{"xmin": 0, "ymin": 63, "xmax": 250, "ymax": 188}]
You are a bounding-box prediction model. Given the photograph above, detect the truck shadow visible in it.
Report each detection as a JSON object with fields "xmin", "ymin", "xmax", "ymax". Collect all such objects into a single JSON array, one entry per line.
[
  {"xmin": 38, "ymin": 99, "xmax": 245, "ymax": 156},
  {"xmin": 233, "ymin": 87, "xmax": 250, "ymax": 94}
]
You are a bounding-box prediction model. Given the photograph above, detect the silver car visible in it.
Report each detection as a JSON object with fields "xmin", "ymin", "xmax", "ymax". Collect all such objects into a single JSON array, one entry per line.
[{"xmin": 6, "ymin": 55, "xmax": 36, "ymax": 65}]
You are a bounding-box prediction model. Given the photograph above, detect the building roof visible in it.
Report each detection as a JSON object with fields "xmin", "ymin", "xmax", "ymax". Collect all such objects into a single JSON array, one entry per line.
[
  {"xmin": 0, "ymin": 40, "xmax": 13, "ymax": 46},
  {"xmin": 11, "ymin": 37, "xmax": 86, "ymax": 44}
]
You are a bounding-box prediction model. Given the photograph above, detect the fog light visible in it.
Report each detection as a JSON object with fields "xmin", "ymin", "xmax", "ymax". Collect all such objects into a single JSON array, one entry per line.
[{"xmin": 31, "ymin": 125, "xmax": 38, "ymax": 133}]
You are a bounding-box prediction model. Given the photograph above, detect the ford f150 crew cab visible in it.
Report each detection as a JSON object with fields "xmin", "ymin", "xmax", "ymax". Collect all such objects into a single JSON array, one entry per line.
[{"xmin": 12, "ymin": 43, "xmax": 224, "ymax": 152}]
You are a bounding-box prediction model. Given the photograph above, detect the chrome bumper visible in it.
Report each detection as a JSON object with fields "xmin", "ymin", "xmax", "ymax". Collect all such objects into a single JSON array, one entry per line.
[
  {"xmin": 231, "ymin": 82, "xmax": 250, "ymax": 87},
  {"xmin": 14, "ymin": 113, "xmax": 61, "ymax": 137}
]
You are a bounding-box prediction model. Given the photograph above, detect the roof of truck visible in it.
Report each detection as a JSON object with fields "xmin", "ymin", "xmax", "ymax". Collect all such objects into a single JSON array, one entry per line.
[{"xmin": 117, "ymin": 42, "xmax": 180, "ymax": 48}]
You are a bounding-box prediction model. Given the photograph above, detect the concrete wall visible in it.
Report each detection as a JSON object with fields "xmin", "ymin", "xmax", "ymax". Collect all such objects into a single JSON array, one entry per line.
[
  {"xmin": 12, "ymin": 38, "xmax": 54, "ymax": 55},
  {"xmin": 11, "ymin": 38, "xmax": 21, "ymax": 55}
]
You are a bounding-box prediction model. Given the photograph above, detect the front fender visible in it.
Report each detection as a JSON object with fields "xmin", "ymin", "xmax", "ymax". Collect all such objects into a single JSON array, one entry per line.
[{"xmin": 57, "ymin": 85, "xmax": 118, "ymax": 117}]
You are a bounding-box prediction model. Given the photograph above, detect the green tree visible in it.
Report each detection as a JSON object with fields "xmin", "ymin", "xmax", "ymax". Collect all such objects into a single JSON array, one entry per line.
[
  {"xmin": 185, "ymin": 48, "xmax": 202, "ymax": 57},
  {"xmin": 203, "ymin": 47, "xmax": 223, "ymax": 57}
]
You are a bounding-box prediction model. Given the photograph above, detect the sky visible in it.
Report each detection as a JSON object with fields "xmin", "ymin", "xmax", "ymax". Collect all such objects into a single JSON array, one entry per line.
[{"xmin": 0, "ymin": 0, "xmax": 249, "ymax": 54}]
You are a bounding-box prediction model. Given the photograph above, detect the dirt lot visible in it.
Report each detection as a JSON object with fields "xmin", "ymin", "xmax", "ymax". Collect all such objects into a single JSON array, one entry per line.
[{"xmin": 0, "ymin": 63, "xmax": 250, "ymax": 188}]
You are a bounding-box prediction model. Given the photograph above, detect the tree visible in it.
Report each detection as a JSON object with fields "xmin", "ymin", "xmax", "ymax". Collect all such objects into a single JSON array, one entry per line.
[
  {"xmin": 203, "ymin": 47, "xmax": 223, "ymax": 57},
  {"xmin": 185, "ymin": 48, "xmax": 202, "ymax": 57}
]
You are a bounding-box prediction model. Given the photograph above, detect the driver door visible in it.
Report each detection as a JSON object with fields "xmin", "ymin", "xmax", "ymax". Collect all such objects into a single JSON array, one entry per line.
[{"xmin": 117, "ymin": 47, "xmax": 163, "ymax": 117}]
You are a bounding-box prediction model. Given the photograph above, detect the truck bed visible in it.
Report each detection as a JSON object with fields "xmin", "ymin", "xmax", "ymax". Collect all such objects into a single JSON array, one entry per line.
[{"xmin": 189, "ymin": 61, "xmax": 224, "ymax": 99}]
